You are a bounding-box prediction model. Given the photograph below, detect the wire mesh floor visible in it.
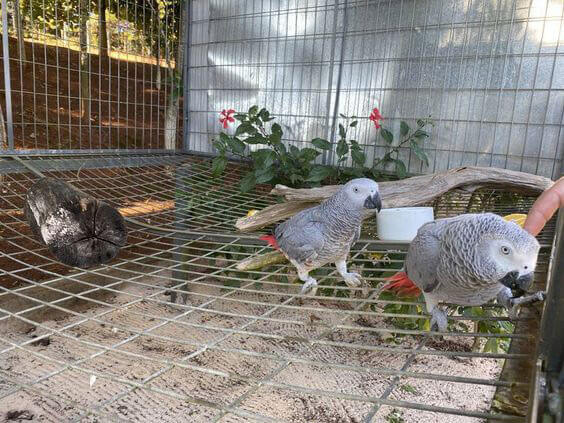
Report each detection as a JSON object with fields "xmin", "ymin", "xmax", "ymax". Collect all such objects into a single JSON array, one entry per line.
[{"xmin": 0, "ymin": 153, "xmax": 556, "ymax": 423}]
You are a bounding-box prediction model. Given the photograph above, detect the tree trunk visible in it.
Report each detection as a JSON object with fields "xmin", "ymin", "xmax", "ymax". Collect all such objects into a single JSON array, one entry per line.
[
  {"xmin": 0, "ymin": 103, "xmax": 8, "ymax": 189},
  {"xmin": 13, "ymin": 0, "xmax": 26, "ymax": 64},
  {"xmin": 153, "ymin": 3, "xmax": 161, "ymax": 91},
  {"xmin": 79, "ymin": 0, "xmax": 90, "ymax": 119},
  {"xmin": 98, "ymin": 0, "xmax": 108, "ymax": 59},
  {"xmin": 164, "ymin": 1, "xmax": 186, "ymax": 150},
  {"xmin": 0, "ymin": 103, "xmax": 7, "ymax": 150}
]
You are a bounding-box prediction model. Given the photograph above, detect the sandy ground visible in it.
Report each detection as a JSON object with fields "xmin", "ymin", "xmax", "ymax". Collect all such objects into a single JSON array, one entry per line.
[{"xmin": 0, "ymin": 265, "xmax": 503, "ymax": 423}]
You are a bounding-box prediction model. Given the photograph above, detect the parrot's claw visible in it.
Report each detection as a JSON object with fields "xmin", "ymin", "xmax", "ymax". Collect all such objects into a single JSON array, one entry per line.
[
  {"xmin": 343, "ymin": 272, "xmax": 363, "ymax": 288},
  {"xmin": 498, "ymin": 287, "xmax": 546, "ymax": 318},
  {"xmin": 429, "ymin": 307, "xmax": 448, "ymax": 332},
  {"xmin": 300, "ymin": 278, "xmax": 318, "ymax": 296},
  {"xmin": 507, "ymin": 291, "xmax": 547, "ymax": 318}
]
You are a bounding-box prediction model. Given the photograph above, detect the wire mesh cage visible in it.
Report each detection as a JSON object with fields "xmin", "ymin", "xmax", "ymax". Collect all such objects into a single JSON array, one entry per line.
[{"xmin": 0, "ymin": 0, "xmax": 563, "ymax": 422}]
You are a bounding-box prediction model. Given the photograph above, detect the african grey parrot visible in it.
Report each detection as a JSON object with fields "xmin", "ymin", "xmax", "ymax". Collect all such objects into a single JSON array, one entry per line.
[
  {"xmin": 261, "ymin": 178, "xmax": 382, "ymax": 295},
  {"xmin": 383, "ymin": 213, "xmax": 545, "ymax": 332}
]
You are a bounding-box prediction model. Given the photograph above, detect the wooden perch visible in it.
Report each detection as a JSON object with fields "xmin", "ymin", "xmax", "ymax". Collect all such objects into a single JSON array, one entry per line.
[
  {"xmin": 236, "ymin": 250, "xmax": 288, "ymax": 271},
  {"xmin": 236, "ymin": 166, "xmax": 553, "ymax": 233}
]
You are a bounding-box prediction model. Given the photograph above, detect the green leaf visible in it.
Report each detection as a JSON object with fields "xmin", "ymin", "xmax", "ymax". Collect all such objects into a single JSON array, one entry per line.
[
  {"xmin": 306, "ymin": 165, "xmax": 333, "ymax": 182},
  {"xmin": 349, "ymin": 140, "xmax": 360, "ymax": 150},
  {"xmin": 255, "ymin": 166, "xmax": 275, "ymax": 184},
  {"xmin": 336, "ymin": 139, "xmax": 349, "ymax": 158},
  {"xmin": 271, "ymin": 123, "xmax": 283, "ymax": 135},
  {"xmin": 393, "ymin": 159, "xmax": 407, "ymax": 179},
  {"xmin": 289, "ymin": 145, "xmax": 300, "ymax": 157},
  {"xmin": 410, "ymin": 140, "xmax": 429, "ymax": 166},
  {"xmin": 339, "ymin": 113, "xmax": 347, "ymax": 119},
  {"xmin": 240, "ymin": 172, "xmax": 256, "ymax": 193},
  {"xmin": 235, "ymin": 122, "xmax": 257, "ymax": 136},
  {"xmin": 289, "ymin": 173, "xmax": 304, "ymax": 184},
  {"xmin": 311, "ymin": 138, "xmax": 332, "ymax": 150},
  {"xmin": 251, "ymin": 149, "xmax": 277, "ymax": 168},
  {"xmin": 234, "ymin": 114, "xmax": 247, "ymax": 121},
  {"xmin": 211, "ymin": 156, "xmax": 227, "ymax": 177},
  {"xmin": 245, "ymin": 135, "xmax": 267, "ymax": 144},
  {"xmin": 413, "ymin": 129, "xmax": 429, "ymax": 139},
  {"xmin": 219, "ymin": 132, "xmax": 231, "ymax": 143},
  {"xmin": 212, "ymin": 139, "xmax": 226, "ymax": 153},
  {"xmin": 381, "ymin": 128, "xmax": 394, "ymax": 144},
  {"xmin": 270, "ymin": 133, "xmax": 282, "ymax": 144},
  {"xmin": 248, "ymin": 105, "xmax": 258, "ymax": 116},
  {"xmin": 349, "ymin": 120, "xmax": 358, "ymax": 128},
  {"xmin": 417, "ymin": 119, "xmax": 425, "ymax": 127},
  {"xmin": 270, "ymin": 123, "xmax": 283, "ymax": 144},
  {"xmin": 258, "ymin": 108, "xmax": 270, "ymax": 121},
  {"xmin": 226, "ymin": 137, "xmax": 247, "ymax": 154},
  {"xmin": 400, "ymin": 121, "xmax": 410, "ymax": 137},
  {"xmin": 338, "ymin": 123, "xmax": 346, "ymax": 139},
  {"xmin": 300, "ymin": 148, "xmax": 321, "ymax": 162},
  {"xmin": 351, "ymin": 149, "xmax": 366, "ymax": 166},
  {"xmin": 483, "ymin": 338, "xmax": 499, "ymax": 353}
]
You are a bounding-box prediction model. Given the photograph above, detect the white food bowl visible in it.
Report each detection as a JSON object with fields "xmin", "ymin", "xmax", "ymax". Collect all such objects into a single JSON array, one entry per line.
[{"xmin": 376, "ymin": 207, "xmax": 435, "ymax": 242}]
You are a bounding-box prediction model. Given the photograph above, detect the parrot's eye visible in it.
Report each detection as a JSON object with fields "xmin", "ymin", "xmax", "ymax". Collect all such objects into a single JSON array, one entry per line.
[
  {"xmin": 501, "ymin": 246, "xmax": 511, "ymax": 255},
  {"xmin": 353, "ymin": 188, "xmax": 359, "ymax": 193}
]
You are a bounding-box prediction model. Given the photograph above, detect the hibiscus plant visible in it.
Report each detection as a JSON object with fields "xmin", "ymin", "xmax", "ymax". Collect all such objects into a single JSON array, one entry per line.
[{"xmin": 211, "ymin": 105, "xmax": 433, "ymax": 192}]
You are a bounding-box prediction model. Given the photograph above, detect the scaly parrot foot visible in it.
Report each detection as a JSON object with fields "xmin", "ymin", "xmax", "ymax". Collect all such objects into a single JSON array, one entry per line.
[
  {"xmin": 429, "ymin": 307, "xmax": 448, "ymax": 332},
  {"xmin": 498, "ymin": 287, "xmax": 546, "ymax": 318},
  {"xmin": 510, "ymin": 291, "xmax": 546, "ymax": 318},
  {"xmin": 343, "ymin": 272, "xmax": 363, "ymax": 288},
  {"xmin": 300, "ymin": 277, "xmax": 318, "ymax": 296}
]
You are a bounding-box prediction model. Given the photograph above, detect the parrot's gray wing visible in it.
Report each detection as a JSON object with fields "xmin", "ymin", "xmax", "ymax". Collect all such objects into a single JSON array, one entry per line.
[
  {"xmin": 274, "ymin": 208, "xmax": 326, "ymax": 266},
  {"xmin": 406, "ymin": 220, "xmax": 446, "ymax": 293},
  {"xmin": 352, "ymin": 226, "xmax": 361, "ymax": 245}
]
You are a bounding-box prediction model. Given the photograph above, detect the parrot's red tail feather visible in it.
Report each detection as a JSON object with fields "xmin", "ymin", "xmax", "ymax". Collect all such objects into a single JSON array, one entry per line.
[
  {"xmin": 260, "ymin": 234, "xmax": 280, "ymax": 250},
  {"xmin": 382, "ymin": 272, "xmax": 422, "ymax": 297}
]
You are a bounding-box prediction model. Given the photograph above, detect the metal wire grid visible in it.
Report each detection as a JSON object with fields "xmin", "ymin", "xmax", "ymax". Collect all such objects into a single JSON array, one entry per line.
[
  {"xmin": 0, "ymin": 154, "xmax": 557, "ymax": 422},
  {"xmin": 185, "ymin": 0, "xmax": 564, "ymax": 179},
  {"xmin": 0, "ymin": 0, "xmax": 184, "ymax": 151}
]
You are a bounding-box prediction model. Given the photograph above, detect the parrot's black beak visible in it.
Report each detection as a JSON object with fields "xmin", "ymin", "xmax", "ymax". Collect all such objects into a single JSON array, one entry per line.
[
  {"xmin": 364, "ymin": 193, "xmax": 382, "ymax": 212},
  {"xmin": 499, "ymin": 271, "xmax": 534, "ymax": 297}
]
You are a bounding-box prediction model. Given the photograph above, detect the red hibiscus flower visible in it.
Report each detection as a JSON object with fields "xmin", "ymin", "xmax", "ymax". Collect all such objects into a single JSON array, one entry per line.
[
  {"xmin": 219, "ymin": 109, "xmax": 235, "ymax": 129},
  {"xmin": 369, "ymin": 107, "xmax": 382, "ymax": 129}
]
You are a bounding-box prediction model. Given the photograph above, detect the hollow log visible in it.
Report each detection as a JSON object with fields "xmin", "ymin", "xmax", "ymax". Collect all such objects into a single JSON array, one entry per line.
[
  {"xmin": 24, "ymin": 178, "xmax": 128, "ymax": 268},
  {"xmin": 236, "ymin": 166, "xmax": 553, "ymax": 233}
]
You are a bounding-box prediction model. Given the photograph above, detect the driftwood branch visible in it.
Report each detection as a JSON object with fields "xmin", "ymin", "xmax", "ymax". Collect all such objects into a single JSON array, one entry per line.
[
  {"xmin": 236, "ymin": 166, "xmax": 553, "ymax": 233},
  {"xmin": 236, "ymin": 250, "xmax": 288, "ymax": 271}
]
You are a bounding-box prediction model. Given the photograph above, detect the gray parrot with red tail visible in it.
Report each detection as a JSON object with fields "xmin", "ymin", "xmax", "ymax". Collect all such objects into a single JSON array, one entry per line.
[
  {"xmin": 261, "ymin": 178, "xmax": 382, "ymax": 295},
  {"xmin": 383, "ymin": 213, "xmax": 545, "ymax": 332}
]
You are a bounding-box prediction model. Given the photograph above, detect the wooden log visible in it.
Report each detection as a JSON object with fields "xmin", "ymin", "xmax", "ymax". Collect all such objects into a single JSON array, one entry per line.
[
  {"xmin": 236, "ymin": 250, "xmax": 288, "ymax": 271},
  {"xmin": 24, "ymin": 177, "xmax": 128, "ymax": 269},
  {"xmin": 236, "ymin": 166, "xmax": 553, "ymax": 232}
]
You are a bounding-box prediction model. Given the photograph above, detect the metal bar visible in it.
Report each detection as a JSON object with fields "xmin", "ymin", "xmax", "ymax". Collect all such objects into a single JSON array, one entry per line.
[
  {"xmin": 182, "ymin": 0, "xmax": 192, "ymax": 152},
  {"xmin": 538, "ymin": 209, "xmax": 564, "ymax": 374},
  {"xmin": 326, "ymin": 0, "xmax": 348, "ymax": 167},
  {"xmin": 1, "ymin": 0, "xmax": 14, "ymax": 149},
  {"xmin": 321, "ymin": 0, "xmax": 340, "ymax": 166}
]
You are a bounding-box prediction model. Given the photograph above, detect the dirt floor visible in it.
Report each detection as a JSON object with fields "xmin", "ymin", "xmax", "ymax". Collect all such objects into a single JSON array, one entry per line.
[
  {"xmin": 0, "ymin": 264, "xmax": 502, "ymax": 423},
  {"xmin": 1, "ymin": 37, "xmax": 183, "ymax": 150}
]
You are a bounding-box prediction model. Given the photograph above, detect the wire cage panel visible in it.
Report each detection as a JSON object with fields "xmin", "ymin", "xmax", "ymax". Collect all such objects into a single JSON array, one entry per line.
[
  {"xmin": 0, "ymin": 154, "xmax": 559, "ymax": 422},
  {"xmin": 0, "ymin": 0, "xmax": 185, "ymax": 152},
  {"xmin": 185, "ymin": 0, "xmax": 564, "ymax": 178}
]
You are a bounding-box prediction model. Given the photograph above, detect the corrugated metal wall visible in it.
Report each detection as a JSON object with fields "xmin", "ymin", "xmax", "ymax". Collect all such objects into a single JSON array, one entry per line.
[{"xmin": 185, "ymin": 0, "xmax": 564, "ymax": 178}]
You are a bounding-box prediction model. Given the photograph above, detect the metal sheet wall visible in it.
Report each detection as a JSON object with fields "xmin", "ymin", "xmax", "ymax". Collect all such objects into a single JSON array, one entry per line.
[{"xmin": 185, "ymin": 0, "xmax": 564, "ymax": 178}]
